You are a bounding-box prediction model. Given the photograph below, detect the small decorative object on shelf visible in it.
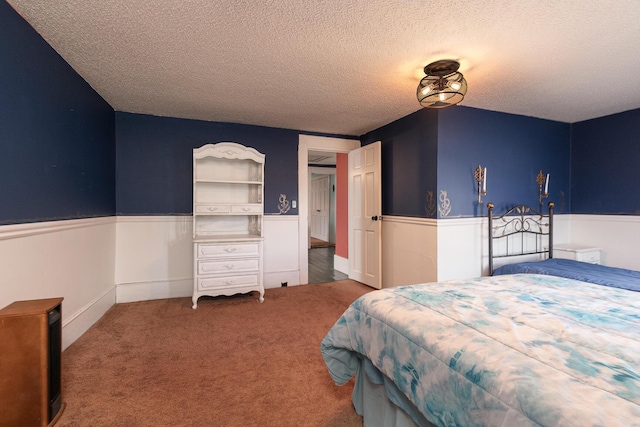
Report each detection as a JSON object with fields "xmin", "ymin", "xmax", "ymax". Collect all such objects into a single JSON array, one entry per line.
[{"xmin": 192, "ymin": 142, "xmax": 265, "ymax": 309}]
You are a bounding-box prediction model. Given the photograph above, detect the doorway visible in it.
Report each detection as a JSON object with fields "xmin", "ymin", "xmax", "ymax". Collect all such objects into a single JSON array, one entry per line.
[
  {"xmin": 298, "ymin": 135, "xmax": 360, "ymax": 285},
  {"xmin": 307, "ymin": 157, "xmax": 347, "ymax": 284}
]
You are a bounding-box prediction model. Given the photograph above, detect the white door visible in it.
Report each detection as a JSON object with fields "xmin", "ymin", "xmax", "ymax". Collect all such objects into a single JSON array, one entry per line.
[
  {"xmin": 348, "ymin": 141, "xmax": 382, "ymax": 289},
  {"xmin": 310, "ymin": 175, "xmax": 330, "ymax": 241}
]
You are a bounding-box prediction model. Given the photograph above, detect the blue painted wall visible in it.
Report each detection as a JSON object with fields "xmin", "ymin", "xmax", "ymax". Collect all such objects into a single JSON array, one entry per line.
[
  {"xmin": 571, "ymin": 109, "xmax": 640, "ymax": 214},
  {"xmin": 438, "ymin": 106, "xmax": 570, "ymax": 217},
  {"xmin": 361, "ymin": 109, "xmax": 439, "ymax": 218},
  {"xmin": 4, "ymin": 0, "xmax": 640, "ymax": 225},
  {"xmin": 362, "ymin": 106, "xmax": 570, "ymax": 218},
  {"xmin": 0, "ymin": 1, "xmax": 115, "ymax": 225},
  {"xmin": 115, "ymin": 112, "xmax": 301, "ymax": 215}
]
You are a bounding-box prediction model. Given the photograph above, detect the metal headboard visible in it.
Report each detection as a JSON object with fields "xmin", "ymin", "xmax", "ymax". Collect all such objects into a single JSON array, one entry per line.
[{"xmin": 488, "ymin": 201, "xmax": 554, "ymax": 275}]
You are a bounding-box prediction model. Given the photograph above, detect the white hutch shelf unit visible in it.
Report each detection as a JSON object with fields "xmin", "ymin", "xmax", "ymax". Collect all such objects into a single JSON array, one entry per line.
[{"xmin": 192, "ymin": 142, "xmax": 265, "ymax": 309}]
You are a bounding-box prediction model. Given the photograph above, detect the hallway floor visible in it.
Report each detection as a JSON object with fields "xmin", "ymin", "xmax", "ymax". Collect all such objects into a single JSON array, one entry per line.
[{"xmin": 308, "ymin": 246, "xmax": 348, "ymax": 284}]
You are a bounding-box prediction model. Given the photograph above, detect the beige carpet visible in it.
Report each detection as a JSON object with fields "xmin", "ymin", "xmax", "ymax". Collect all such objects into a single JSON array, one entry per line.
[{"xmin": 57, "ymin": 280, "xmax": 372, "ymax": 427}]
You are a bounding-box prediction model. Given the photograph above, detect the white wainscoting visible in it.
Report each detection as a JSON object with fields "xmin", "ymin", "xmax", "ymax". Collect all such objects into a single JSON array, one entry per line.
[
  {"xmin": 1, "ymin": 212, "xmax": 628, "ymax": 350},
  {"xmin": 115, "ymin": 215, "xmax": 301, "ymax": 303},
  {"xmin": 381, "ymin": 216, "xmax": 438, "ymax": 287},
  {"xmin": 569, "ymin": 214, "xmax": 640, "ymax": 270},
  {"xmin": 436, "ymin": 216, "xmax": 485, "ymax": 281},
  {"xmin": 263, "ymin": 215, "xmax": 300, "ymax": 287},
  {"xmin": 0, "ymin": 217, "xmax": 116, "ymax": 350},
  {"xmin": 115, "ymin": 216, "xmax": 193, "ymax": 303},
  {"xmin": 381, "ymin": 214, "xmax": 573, "ymax": 285},
  {"xmin": 438, "ymin": 214, "xmax": 571, "ymax": 280}
]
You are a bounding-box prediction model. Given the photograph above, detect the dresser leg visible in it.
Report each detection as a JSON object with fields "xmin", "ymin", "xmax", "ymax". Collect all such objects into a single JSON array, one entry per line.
[{"xmin": 192, "ymin": 295, "xmax": 198, "ymax": 309}]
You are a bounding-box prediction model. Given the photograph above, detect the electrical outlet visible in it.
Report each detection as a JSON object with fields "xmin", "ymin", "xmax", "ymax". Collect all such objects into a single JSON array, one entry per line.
[
  {"xmin": 281, "ymin": 282, "xmax": 288, "ymax": 287},
  {"xmin": 292, "ymin": 200, "xmax": 297, "ymax": 209}
]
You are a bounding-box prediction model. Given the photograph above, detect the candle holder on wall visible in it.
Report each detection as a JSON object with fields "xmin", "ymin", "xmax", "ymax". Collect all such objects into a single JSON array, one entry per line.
[
  {"xmin": 536, "ymin": 170, "xmax": 549, "ymax": 206},
  {"xmin": 474, "ymin": 164, "xmax": 487, "ymax": 204}
]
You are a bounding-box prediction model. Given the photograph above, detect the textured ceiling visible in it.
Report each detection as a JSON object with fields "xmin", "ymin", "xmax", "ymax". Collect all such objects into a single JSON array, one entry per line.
[{"xmin": 7, "ymin": 0, "xmax": 640, "ymax": 135}]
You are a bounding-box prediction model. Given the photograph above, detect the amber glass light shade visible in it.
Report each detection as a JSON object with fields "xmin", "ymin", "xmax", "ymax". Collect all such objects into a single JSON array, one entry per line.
[{"xmin": 417, "ymin": 60, "xmax": 467, "ymax": 108}]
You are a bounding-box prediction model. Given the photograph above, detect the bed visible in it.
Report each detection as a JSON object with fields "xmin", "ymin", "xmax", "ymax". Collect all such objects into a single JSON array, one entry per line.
[
  {"xmin": 321, "ymin": 274, "xmax": 640, "ymax": 426},
  {"xmin": 488, "ymin": 201, "xmax": 640, "ymax": 291},
  {"xmin": 321, "ymin": 203, "xmax": 640, "ymax": 426}
]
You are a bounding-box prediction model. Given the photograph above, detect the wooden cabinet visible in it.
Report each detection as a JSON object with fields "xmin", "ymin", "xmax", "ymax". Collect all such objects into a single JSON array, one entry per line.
[
  {"xmin": 0, "ymin": 298, "xmax": 65, "ymax": 427},
  {"xmin": 192, "ymin": 143, "xmax": 265, "ymax": 309},
  {"xmin": 554, "ymin": 244, "xmax": 601, "ymax": 264}
]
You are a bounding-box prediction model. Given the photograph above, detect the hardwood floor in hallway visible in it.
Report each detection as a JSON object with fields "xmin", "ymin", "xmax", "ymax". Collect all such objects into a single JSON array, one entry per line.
[{"xmin": 308, "ymin": 246, "xmax": 348, "ymax": 284}]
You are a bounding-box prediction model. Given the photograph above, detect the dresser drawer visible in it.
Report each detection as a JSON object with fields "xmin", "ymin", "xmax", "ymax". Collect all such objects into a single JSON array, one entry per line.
[
  {"xmin": 198, "ymin": 258, "xmax": 259, "ymax": 274},
  {"xmin": 198, "ymin": 273, "xmax": 259, "ymax": 291},
  {"xmin": 230, "ymin": 204, "xmax": 262, "ymax": 214},
  {"xmin": 197, "ymin": 242, "xmax": 260, "ymax": 258},
  {"xmin": 195, "ymin": 204, "xmax": 231, "ymax": 214}
]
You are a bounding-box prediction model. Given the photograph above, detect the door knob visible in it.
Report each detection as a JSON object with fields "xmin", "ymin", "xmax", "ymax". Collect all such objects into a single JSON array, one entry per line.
[{"xmin": 371, "ymin": 215, "xmax": 379, "ymax": 221}]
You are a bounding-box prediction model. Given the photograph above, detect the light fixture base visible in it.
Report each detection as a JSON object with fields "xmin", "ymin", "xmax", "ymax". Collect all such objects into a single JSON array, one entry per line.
[{"xmin": 423, "ymin": 60, "xmax": 460, "ymax": 76}]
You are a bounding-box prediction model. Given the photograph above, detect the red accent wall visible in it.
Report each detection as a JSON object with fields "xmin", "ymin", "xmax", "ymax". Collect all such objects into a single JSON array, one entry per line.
[{"xmin": 335, "ymin": 153, "xmax": 349, "ymax": 258}]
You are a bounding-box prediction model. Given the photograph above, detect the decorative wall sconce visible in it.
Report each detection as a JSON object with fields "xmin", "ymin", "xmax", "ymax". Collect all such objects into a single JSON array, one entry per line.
[
  {"xmin": 474, "ymin": 165, "xmax": 487, "ymax": 204},
  {"xmin": 417, "ymin": 60, "xmax": 467, "ymax": 108},
  {"xmin": 278, "ymin": 194, "xmax": 291, "ymax": 214},
  {"xmin": 536, "ymin": 170, "xmax": 549, "ymax": 206}
]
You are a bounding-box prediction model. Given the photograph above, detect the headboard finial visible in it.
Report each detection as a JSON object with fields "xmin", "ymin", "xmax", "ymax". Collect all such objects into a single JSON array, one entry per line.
[{"xmin": 487, "ymin": 202, "xmax": 494, "ymax": 209}]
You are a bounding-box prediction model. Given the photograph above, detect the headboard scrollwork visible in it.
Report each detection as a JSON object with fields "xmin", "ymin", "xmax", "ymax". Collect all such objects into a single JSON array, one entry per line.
[{"xmin": 488, "ymin": 201, "xmax": 554, "ymax": 275}]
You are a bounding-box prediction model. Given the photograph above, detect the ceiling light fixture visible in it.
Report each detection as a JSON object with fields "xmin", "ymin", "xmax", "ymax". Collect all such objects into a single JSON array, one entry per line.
[{"xmin": 417, "ymin": 59, "xmax": 467, "ymax": 108}]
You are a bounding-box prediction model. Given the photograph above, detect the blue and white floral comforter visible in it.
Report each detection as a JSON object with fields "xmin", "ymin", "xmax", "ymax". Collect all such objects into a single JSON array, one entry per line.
[{"xmin": 321, "ymin": 274, "xmax": 640, "ymax": 426}]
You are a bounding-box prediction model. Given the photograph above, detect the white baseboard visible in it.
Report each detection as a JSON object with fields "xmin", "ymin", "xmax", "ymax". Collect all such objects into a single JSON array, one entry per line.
[
  {"xmin": 264, "ymin": 270, "xmax": 301, "ymax": 288},
  {"xmin": 116, "ymin": 278, "xmax": 192, "ymax": 303},
  {"xmin": 62, "ymin": 286, "xmax": 116, "ymax": 351},
  {"xmin": 334, "ymin": 254, "xmax": 349, "ymax": 275},
  {"xmin": 116, "ymin": 272, "xmax": 302, "ymax": 302}
]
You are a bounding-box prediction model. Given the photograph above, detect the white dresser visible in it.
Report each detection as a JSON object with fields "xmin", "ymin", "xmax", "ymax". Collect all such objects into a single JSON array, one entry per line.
[
  {"xmin": 554, "ymin": 244, "xmax": 601, "ymax": 264},
  {"xmin": 192, "ymin": 143, "xmax": 265, "ymax": 309}
]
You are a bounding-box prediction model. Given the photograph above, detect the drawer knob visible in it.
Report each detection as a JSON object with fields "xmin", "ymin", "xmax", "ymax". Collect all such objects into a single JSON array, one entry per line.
[
  {"xmin": 208, "ymin": 207, "xmax": 218, "ymax": 211},
  {"xmin": 242, "ymin": 207, "xmax": 250, "ymax": 212},
  {"xmin": 224, "ymin": 280, "xmax": 235, "ymax": 285},
  {"xmin": 223, "ymin": 247, "xmax": 237, "ymax": 253},
  {"xmin": 224, "ymin": 264, "xmax": 236, "ymax": 269}
]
